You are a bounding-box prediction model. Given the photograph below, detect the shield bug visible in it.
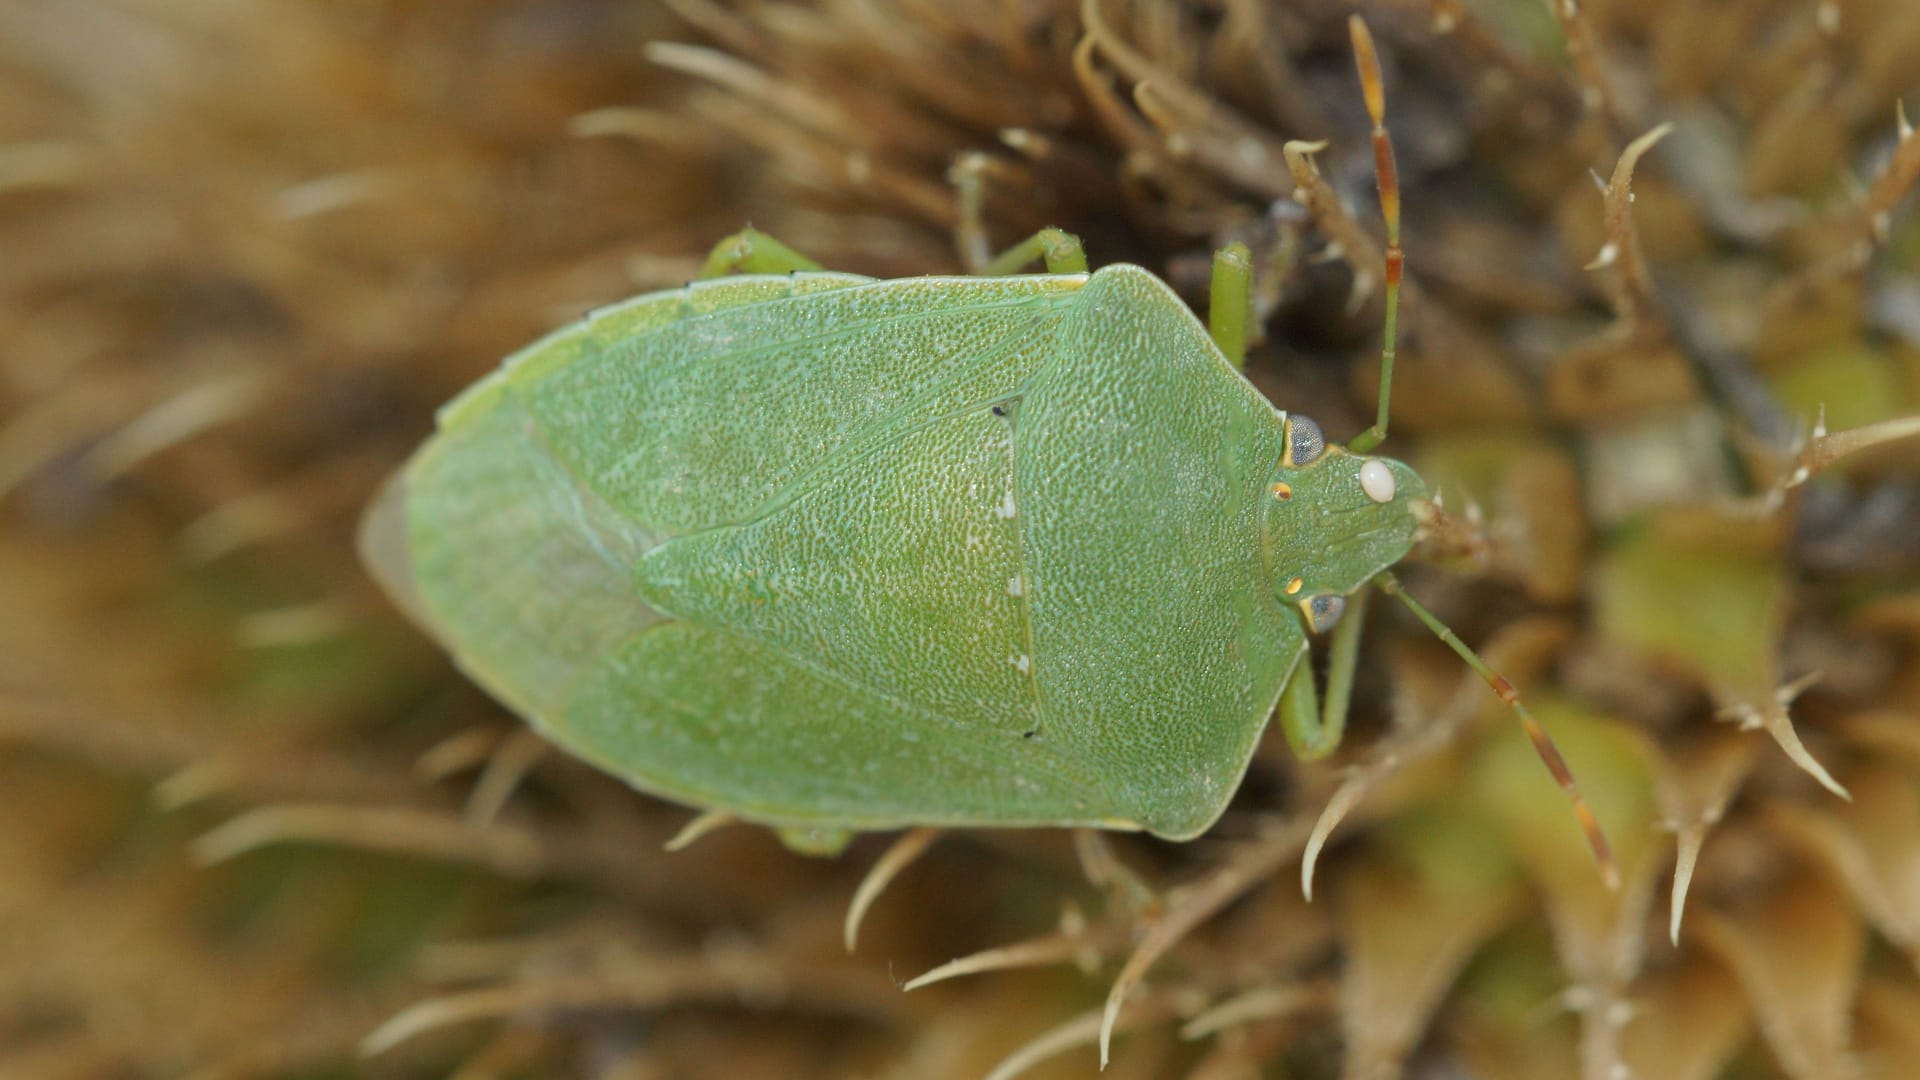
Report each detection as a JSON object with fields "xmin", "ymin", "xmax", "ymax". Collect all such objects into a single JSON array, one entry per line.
[{"xmin": 360, "ymin": 18, "xmax": 1614, "ymax": 884}]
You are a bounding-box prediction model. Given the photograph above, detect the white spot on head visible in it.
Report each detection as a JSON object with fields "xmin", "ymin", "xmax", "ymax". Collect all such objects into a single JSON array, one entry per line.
[
  {"xmin": 1359, "ymin": 459, "xmax": 1396, "ymax": 503},
  {"xmin": 1007, "ymin": 574, "xmax": 1026, "ymax": 597},
  {"xmin": 1010, "ymin": 653, "xmax": 1030, "ymax": 674},
  {"xmin": 995, "ymin": 491, "xmax": 1017, "ymax": 519}
]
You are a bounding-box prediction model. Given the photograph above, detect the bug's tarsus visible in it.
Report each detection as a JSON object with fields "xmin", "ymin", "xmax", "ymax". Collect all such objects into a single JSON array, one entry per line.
[
  {"xmin": 1374, "ymin": 571, "xmax": 1622, "ymax": 891},
  {"xmin": 700, "ymin": 227, "xmax": 826, "ymax": 279},
  {"xmin": 980, "ymin": 227, "xmax": 1089, "ymax": 277},
  {"xmin": 775, "ymin": 825, "xmax": 856, "ymax": 857},
  {"xmin": 1344, "ymin": 16, "xmax": 1402, "ymax": 457},
  {"xmin": 1207, "ymin": 241, "xmax": 1253, "ymax": 369}
]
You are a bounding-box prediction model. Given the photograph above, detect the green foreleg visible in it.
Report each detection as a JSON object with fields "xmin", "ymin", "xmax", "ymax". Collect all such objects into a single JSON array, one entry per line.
[
  {"xmin": 1208, "ymin": 241, "xmax": 1253, "ymax": 370},
  {"xmin": 1279, "ymin": 586, "xmax": 1370, "ymax": 761},
  {"xmin": 701, "ymin": 228, "xmax": 826, "ymax": 279},
  {"xmin": 980, "ymin": 228, "xmax": 1089, "ymax": 277},
  {"xmin": 1278, "ymin": 654, "xmax": 1325, "ymax": 760}
]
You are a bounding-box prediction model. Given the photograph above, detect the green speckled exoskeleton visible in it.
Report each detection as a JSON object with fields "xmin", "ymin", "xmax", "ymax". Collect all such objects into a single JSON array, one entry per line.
[{"xmin": 359, "ymin": 19, "xmax": 1615, "ymax": 884}]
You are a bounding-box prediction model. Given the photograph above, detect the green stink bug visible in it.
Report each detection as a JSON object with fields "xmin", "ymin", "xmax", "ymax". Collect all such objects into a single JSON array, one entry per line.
[{"xmin": 359, "ymin": 19, "xmax": 1613, "ymax": 882}]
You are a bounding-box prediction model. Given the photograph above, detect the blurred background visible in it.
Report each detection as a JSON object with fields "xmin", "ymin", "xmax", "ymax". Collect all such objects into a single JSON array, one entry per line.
[{"xmin": 2, "ymin": 1, "xmax": 1919, "ymax": 1076}]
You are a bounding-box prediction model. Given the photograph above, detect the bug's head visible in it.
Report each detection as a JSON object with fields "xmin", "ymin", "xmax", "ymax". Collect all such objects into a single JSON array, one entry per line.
[{"xmin": 1261, "ymin": 414, "xmax": 1427, "ymax": 633}]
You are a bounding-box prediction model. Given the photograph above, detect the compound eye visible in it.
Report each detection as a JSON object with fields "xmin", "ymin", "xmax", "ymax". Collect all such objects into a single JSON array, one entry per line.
[
  {"xmin": 1303, "ymin": 594, "xmax": 1346, "ymax": 634},
  {"xmin": 1287, "ymin": 415, "xmax": 1325, "ymax": 466}
]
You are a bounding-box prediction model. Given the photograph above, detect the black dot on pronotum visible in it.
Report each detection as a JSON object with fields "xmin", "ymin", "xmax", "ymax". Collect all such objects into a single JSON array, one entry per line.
[
  {"xmin": 991, "ymin": 405, "xmax": 1006, "ymax": 416},
  {"xmin": 1022, "ymin": 729, "xmax": 1036, "ymax": 740}
]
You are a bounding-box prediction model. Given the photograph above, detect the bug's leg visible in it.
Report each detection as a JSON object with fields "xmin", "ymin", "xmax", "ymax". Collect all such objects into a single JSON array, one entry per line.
[
  {"xmin": 775, "ymin": 825, "xmax": 855, "ymax": 856},
  {"xmin": 700, "ymin": 228, "xmax": 827, "ymax": 279},
  {"xmin": 948, "ymin": 154, "xmax": 1089, "ymax": 277},
  {"xmin": 1346, "ymin": 16, "xmax": 1402, "ymax": 455},
  {"xmin": 1374, "ymin": 570, "xmax": 1622, "ymax": 890},
  {"xmin": 1278, "ymin": 585, "xmax": 1369, "ymax": 760},
  {"xmin": 1277, "ymin": 652, "xmax": 1325, "ymax": 759},
  {"xmin": 979, "ymin": 227, "xmax": 1090, "ymax": 277},
  {"xmin": 1208, "ymin": 241, "xmax": 1253, "ymax": 370}
]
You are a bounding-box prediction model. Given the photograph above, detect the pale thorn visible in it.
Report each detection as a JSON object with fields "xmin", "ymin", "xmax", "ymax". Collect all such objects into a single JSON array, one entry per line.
[
  {"xmin": 894, "ymin": 926, "xmax": 1075, "ymax": 991},
  {"xmin": 845, "ymin": 827, "xmax": 939, "ymax": 953},
  {"xmin": 1303, "ymin": 766, "xmax": 1376, "ymax": 901},
  {"xmin": 1346, "ymin": 271, "xmax": 1376, "ymax": 314},
  {"xmin": 999, "ymin": 127, "xmax": 1046, "ymax": 155},
  {"xmin": 1715, "ymin": 701, "xmax": 1765, "ymax": 732},
  {"xmin": 1776, "ymin": 670, "xmax": 1823, "ymax": 706},
  {"xmin": 1062, "ymin": 904, "xmax": 1102, "ymax": 975},
  {"xmin": 462, "ymin": 730, "xmax": 546, "ymax": 830},
  {"xmin": 153, "ymin": 760, "xmax": 234, "ymax": 810},
  {"xmin": 1670, "ymin": 825, "xmax": 1705, "ymax": 945},
  {"xmin": 1661, "ymin": 785, "xmax": 1730, "ymax": 945},
  {"xmin": 1308, "ymin": 241, "xmax": 1347, "ymax": 265},
  {"xmin": 901, "ymin": 906, "xmax": 1090, "ymax": 992},
  {"xmin": 663, "ymin": 808, "xmax": 736, "ymax": 852},
  {"xmin": 1718, "ymin": 680, "xmax": 1849, "ymax": 801}
]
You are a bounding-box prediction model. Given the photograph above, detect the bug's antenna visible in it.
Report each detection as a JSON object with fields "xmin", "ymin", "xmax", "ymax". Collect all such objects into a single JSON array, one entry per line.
[
  {"xmin": 1346, "ymin": 16, "xmax": 1400, "ymax": 456},
  {"xmin": 1375, "ymin": 571, "xmax": 1622, "ymax": 891}
]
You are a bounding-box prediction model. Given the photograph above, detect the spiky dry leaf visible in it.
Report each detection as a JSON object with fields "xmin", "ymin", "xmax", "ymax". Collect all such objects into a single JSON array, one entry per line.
[
  {"xmin": 1334, "ymin": 818, "xmax": 1523, "ymax": 1079},
  {"xmin": 1857, "ymin": 976, "xmax": 1920, "ymax": 1080},
  {"xmin": 1650, "ymin": 733, "xmax": 1759, "ymax": 944},
  {"xmin": 1616, "ymin": 954, "xmax": 1753, "ymax": 1080},
  {"xmin": 1765, "ymin": 767, "xmax": 1920, "ymax": 969},
  {"xmin": 1694, "ymin": 871, "xmax": 1866, "ymax": 1079}
]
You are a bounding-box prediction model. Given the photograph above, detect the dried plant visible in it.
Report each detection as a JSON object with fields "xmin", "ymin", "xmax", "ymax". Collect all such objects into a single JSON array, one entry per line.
[{"xmin": 3, "ymin": 0, "xmax": 1920, "ymax": 1076}]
